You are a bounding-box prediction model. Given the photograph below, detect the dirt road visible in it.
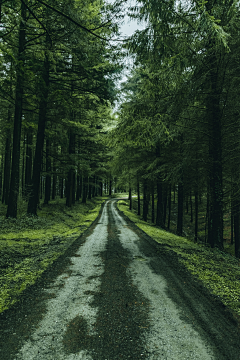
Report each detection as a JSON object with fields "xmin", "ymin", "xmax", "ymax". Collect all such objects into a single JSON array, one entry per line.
[{"xmin": 0, "ymin": 199, "xmax": 240, "ymax": 359}]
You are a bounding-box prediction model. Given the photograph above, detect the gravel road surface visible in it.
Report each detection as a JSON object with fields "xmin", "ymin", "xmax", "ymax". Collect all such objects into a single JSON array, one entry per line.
[{"xmin": 0, "ymin": 199, "xmax": 240, "ymax": 359}]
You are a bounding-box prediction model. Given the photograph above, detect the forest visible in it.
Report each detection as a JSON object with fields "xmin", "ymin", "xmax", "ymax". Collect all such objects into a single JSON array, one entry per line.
[{"xmin": 0, "ymin": 0, "xmax": 240, "ymax": 267}]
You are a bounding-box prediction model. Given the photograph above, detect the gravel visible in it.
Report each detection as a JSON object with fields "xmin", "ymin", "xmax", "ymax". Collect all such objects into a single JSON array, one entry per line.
[{"xmin": 0, "ymin": 199, "xmax": 240, "ymax": 359}]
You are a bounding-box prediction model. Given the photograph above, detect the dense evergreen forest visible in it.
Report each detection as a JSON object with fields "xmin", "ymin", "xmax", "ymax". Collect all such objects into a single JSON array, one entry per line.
[
  {"xmin": 1, "ymin": 0, "xmax": 240, "ymax": 260},
  {"xmin": 0, "ymin": 0, "xmax": 122, "ymax": 216},
  {"xmin": 111, "ymin": 0, "xmax": 240, "ymax": 259}
]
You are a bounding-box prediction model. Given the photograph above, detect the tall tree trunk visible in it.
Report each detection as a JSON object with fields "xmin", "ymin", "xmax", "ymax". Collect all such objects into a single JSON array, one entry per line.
[
  {"xmin": 82, "ymin": 177, "xmax": 87, "ymax": 204},
  {"xmin": 76, "ymin": 173, "xmax": 81, "ymax": 201},
  {"xmin": 231, "ymin": 180, "xmax": 234, "ymax": 245},
  {"xmin": 27, "ymin": 41, "xmax": 50, "ymax": 215},
  {"xmin": 163, "ymin": 183, "xmax": 168, "ymax": 226},
  {"xmin": 177, "ymin": 180, "xmax": 184, "ymax": 236},
  {"xmin": 142, "ymin": 180, "xmax": 149, "ymax": 222},
  {"xmin": 194, "ymin": 188, "xmax": 199, "ymax": 242},
  {"xmin": 0, "ymin": 153, "xmax": 3, "ymax": 197},
  {"xmin": 137, "ymin": 179, "xmax": 140, "ymax": 216},
  {"xmin": 2, "ymin": 129, "xmax": 12, "ymax": 205},
  {"xmin": 129, "ymin": 185, "xmax": 132, "ymax": 210},
  {"xmin": 88, "ymin": 177, "xmax": 92, "ymax": 200},
  {"xmin": 52, "ymin": 143, "xmax": 56, "ymax": 200},
  {"xmin": 186, "ymin": 194, "xmax": 188, "ymax": 214},
  {"xmin": 24, "ymin": 128, "xmax": 33, "ymax": 197},
  {"xmin": 206, "ymin": 0, "xmax": 224, "ymax": 251},
  {"xmin": 156, "ymin": 179, "xmax": 164, "ymax": 227},
  {"xmin": 7, "ymin": 1, "xmax": 26, "ymax": 218},
  {"xmin": 190, "ymin": 190, "xmax": 193, "ymax": 223},
  {"xmin": 60, "ymin": 178, "xmax": 64, "ymax": 198},
  {"xmin": 108, "ymin": 174, "xmax": 112, "ymax": 196},
  {"xmin": 66, "ymin": 130, "xmax": 75, "ymax": 207},
  {"xmin": 44, "ymin": 139, "xmax": 51, "ymax": 205},
  {"xmin": 167, "ymin": 184, "xmax": 171, "ymax": 230},
  {"xmin": 151, "ymin": 181, "xmax": 154, "ymax": 223}
]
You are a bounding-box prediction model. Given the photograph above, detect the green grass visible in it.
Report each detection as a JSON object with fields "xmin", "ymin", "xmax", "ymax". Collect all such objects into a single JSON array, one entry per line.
[
  {"xmin": 118, "ymin": 200, "xmax": 240, "ymax": 318},
  {"xmin": 0, "ymin": 196, "xmax": 108, "ymax": 314}
]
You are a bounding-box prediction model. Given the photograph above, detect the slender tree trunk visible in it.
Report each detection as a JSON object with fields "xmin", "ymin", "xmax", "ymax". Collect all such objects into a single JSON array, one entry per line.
[
  {"xmin": 52, "ymin": 144, "xmax": 56, "ymax": 200},
  {"xmin": 137, "ymin": 179, "xmax": 140, "ymax": 216},
  {"xmin": 66, "ymin": 130, "xmax": 75, "ymax": 207},
  {"xmin": 92, "ymin": 175, "xmax": 96, "ymax": 198},
  {"xmin": 206, "ymin": 0, "xmax": 224, "ymax": 251},
  {"xmin": 88, "ymin": 177, "xmax": 92, "ymax": 200},
  {"xmin": 2, "ymin": 129, "xmax": 12, "ymax": 205},
  {"xmin": 82, "ymin": 176, "xmax": 87, "ymax": 203},
  {"xmin": 190, "ymin": 190, "xmax": 193, "ymax": 223},
  {"xmin": 0, "ymin": 154, "xmax": 3, "ymax": 197},
  {"xmin": 151, "ymin": 181, "xmax": 154, "ymax": 223},
  {"xmin": 24, "ymin": 128, "xmax": 33, "ymax": 197},
  {"xmin": 108, "ymin": 174, "xmax": 112, "ymax": 196},
  {"xmin": 76, "ymin": 173, "xmax": 80, "ymax": 201},
  {"xmin": 44, "ymin": 139, "xmax": 51, "ymax": 205},
  {"xmin": 163, "ymin": 184, "xmax": 168, "ymax": 226},
  {"xmin": 60, "ymin": 178, "xmax": 64, "ymax": 198},
  {"xmin": 231, "ymin": 182, "xmax": 234, "ymax": 245},
  {"xmin": 167, "ymin": 184, "xmax": 171, "ymax": 229},
  {"xmin": 186, "ymin": 194, "xmax": 188, "ymax": 214},
  {"xmin": 143, "ymin": 180, "xmax": 149, "ymax": 222},
  {"xmin": 7, "ymin": 1, "xmax": 26, "ymax": 218},
  {"xmin": 194, "ymin": 188, "xmax": 199, "ymax": 242},
  {"xmin": 233, "ymin": 198, "xmax": 240, "ymax": 258},
  {"xmin": 21, "ymin": 134, "xmax": 25, "ymax": 197},
  {"xmin": 156, "ymin": 179, "xmax": 164, "ymax": 227},
  {"xmin": 27, "ymin": 41, "xmax": 50, "ymax": 215},
  {"xmin": 129, "ymin": 186, "xmax": 132, "ymax": 210},
  {"xmin": 177, "ymin": 180, "xmax": 184, "ymax": 236}
]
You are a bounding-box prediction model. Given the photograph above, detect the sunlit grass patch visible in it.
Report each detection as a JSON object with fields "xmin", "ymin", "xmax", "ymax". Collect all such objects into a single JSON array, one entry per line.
[
  {"xmin": 0, "ymin": 196, "xmax": 108, "ymax": 313},
  {"xmin": 118, "ymin": 200, "xmax": 240, "ymax": 318}
]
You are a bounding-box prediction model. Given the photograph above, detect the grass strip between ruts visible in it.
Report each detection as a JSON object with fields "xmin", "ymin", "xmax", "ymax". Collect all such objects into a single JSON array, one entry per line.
[
  {"xmin": 0, "ymin": 196, "xmax": 108, "ymax": 314},
  {"xmin": 118, "ymin": 200, "xmax": 240, "ymax": 318}
]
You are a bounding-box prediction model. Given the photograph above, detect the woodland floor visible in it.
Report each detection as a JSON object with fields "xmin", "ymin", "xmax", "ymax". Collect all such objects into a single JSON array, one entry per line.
[{"xmin": 0, "ymin": 198, "xmax": 239, "ymax": 359}]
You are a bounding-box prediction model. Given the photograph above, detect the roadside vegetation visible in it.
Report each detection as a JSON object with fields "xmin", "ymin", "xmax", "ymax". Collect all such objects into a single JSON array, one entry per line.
[
  {"xmin": 0, "ymin": 196, "xmax": 107, "ymax": 314},
  {"xmin": 118, "ymin": 199, "xmax": 240, "ymax": 322}
]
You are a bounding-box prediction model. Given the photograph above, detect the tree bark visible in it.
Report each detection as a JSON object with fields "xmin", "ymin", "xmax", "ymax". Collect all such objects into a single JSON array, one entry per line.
[
  {"xmin": 151, "ymin": 181, "xmax": 154, "ymax": 223},
  {"xmin": 2, "ymin": 129, "xmax": 12, "ymax": 205},
  {"xmin": 27, "ymin": 41, "xmax": 50, "ymax": 215},
  {"xmin": 82, "ymin": 176, "xmax": 87, "ymax": 203},
  {"xmin": 177, "ymin": 180, "xmax": 184, "ymax": 236},
  {"xmin": 143, "ymin": 180, "xmax": 149, "ymax": 222},
  {"xmin": 76, "ymin": 173, "xmax": 81, "ymax": 201},
  {"xmin": 194, "ymin": 188, "xmax": 199, "ymax": 242},
  {"xmin": 108, "ymin": 175, "xmax": 112, "ymax": 196},
  {"xmin": 66, "ymin": 130, "xmax": 75, "ymax": 207},
  {"xmin": 44, "ymin": 139, "xmax": 51, "ymax": 205},
  {"xmin": 24, "ymin": 128, "xmax": 33, "ymax": 197},
  {"xmin": 137, "ymin": 179, "xmax": 140, "ymax": 216},
  {"xmin": 206, "ymin": 0, "xmax": 224, "ymax": 251},
  {"xmin": 129, "ymin": 185, "xmax": 132, "ymax": 210},
  {"xmin": 167, "ymin": 184, "xmax": 171, "ymax": 230},
  {"xmin": 7, "ymin": 1, "xmax": 26, "ymax": 217},
  {"xmin": 156, "ymin": 179, "xmax": 164, "ymax": 227}
]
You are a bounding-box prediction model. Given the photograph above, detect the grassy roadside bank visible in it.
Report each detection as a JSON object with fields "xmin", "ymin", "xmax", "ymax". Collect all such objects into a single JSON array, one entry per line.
[
  {"xmin": 117, "ymin": 199, "xmax": 240, "ymax": 322},
  {"xmin": 0, "ymin": 196, "xmax": 108, "ymax": 314}
]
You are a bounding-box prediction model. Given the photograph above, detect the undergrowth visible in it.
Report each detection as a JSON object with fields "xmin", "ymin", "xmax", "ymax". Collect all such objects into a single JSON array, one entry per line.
[
  {"xmin": 118, "ymin": 199, "xmax": 240, "ymax": 319},
  {"xmin": 0, "ymin": 196, "xmax": 108, "ymax": 314}
]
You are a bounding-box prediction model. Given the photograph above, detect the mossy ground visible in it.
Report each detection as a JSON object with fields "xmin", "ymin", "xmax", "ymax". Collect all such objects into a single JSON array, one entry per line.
[
  {"xmin": 118, "ymin": 199, "xmax": 240, "ymax": 320},
  {"xmin": 0, "ymin": 196, "xmax": 108, "ymax": 314}
]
